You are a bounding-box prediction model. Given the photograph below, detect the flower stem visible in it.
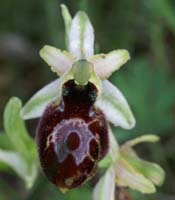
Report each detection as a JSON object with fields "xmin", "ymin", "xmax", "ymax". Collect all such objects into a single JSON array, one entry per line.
[{"xmin": 115, "ymin": 187, "xmax": 132, "ymax": 200}]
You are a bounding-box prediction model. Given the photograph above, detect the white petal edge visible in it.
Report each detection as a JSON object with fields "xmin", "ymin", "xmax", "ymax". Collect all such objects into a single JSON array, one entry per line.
[
  {"xmin": 95, "ymin": 80, "xmax": 136, "ymax": 129},
  {"xmin": 93, "ymin": 167, "xmax": 116, "ymax": 200},
  {"xmin": 21, "ymin": 79, "xmax": 61, "ymax": 120},
  {"xmin": 68, "ymin": 11, "xmax": 94, "ymax": 59},
  {"xmin": 39, "ymin": 45, "xmax": 75, "ymax": 76},
  {"xmin": 89, "ymin": 50, "xmax": 130, "ymax": 79}
]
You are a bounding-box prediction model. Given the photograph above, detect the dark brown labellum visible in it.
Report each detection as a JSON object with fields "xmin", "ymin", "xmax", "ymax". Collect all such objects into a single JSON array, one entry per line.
[{"xmin": 36, "ymin": 80, "xmax": 109, "ymax": 190}]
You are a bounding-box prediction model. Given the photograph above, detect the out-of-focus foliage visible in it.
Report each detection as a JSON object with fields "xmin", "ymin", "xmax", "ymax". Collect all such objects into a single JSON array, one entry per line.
[
  {"xmin": 111, "ymin": 58, "xmax": 175, "ymax": 141},
  {"xmin": 0, "ymin": 0, "xmax": 174, "ymax": 200}
]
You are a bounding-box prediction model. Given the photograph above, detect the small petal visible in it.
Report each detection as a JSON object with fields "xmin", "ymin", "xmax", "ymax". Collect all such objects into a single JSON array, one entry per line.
[
  {"xmin": 93, "ymin": 167, "xmax": 116, "ymax": 200},
  {"xmin": 68, "ymin": 11, "xmax": 94, "ymax": 59},
  {"xmin": 95, "ymin": 80, "xmax": 136, "ymax": 129},
  {"xmin": 39, "ymin": 45, "xmax": 75, "ymax": 76},
  {"xmin": 116, "ymin": 157, "xmax": 156, "ymax": 194},
  {"xmin": 21, "ymin": 79, "xmax": 61, "ymax": 119},
  {"xmin": 124, "ymin": 135, "xmax": 160, "ymax": 147},
  {"xmin": 89, "ymin": 50, "xmax": 130, "ymax": 79}
]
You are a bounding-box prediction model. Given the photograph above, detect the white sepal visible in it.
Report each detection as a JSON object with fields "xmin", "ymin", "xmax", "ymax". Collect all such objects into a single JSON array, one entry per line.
[
  {"xmin": 21, "ymin": 79, "xmax": 61, "ymax": 120},
  {"xmin": 68, "ymin": 11, "xmax": 94, "ymax": 59},
  {"xmin": 39, "ymin": 45, "xmax": 75, "ymax": 76},
  {"xmin": 89, "ymin": 50, "xmax": 130, "ymax": 79},
  {"xmin": 95, "ymin": 80, "xmax": 136, "ymax": 129},
  {"xmin": 93, "ymin": 167, "xmax": 116, "ymax": 200}
]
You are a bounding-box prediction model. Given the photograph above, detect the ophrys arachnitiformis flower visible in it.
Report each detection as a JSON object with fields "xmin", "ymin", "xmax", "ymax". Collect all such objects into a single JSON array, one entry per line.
[{"xmin": 20, "ymin": 5, "xmax": 135, "ymax": 192}]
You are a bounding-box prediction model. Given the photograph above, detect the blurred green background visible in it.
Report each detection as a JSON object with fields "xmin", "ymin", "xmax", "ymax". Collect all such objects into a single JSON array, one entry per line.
[{"xmin": 0, "ymin": 0, "xmax": 174, "ymax": 199}]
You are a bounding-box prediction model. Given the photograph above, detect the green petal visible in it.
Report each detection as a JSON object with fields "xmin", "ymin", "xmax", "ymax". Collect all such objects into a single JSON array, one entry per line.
[
  {"xmin": 93, "ymin": 167, "xmax": 116, "ymax": 200},
  {"xmin": 95, "ymin": 80, "xmax": 136, "ymax": 129},
  {"xmin": 68, "ymin": 11, "xmax": 94, "ymax": 59},
  {"xmin": 116, "ymin": 157, "xmax": 156, "ymax": 194},
  {"xmin": 39, "ymin": 45, "xmax": 75, "ymax": 76},
  {"xmin": 89, "ymin": 50, "xmax": 130, "ymax": 79},
  {"xmin": 124, "ymin": 134, "xmax": 160, "ymax": 147},
  {"xmin": 21, "ymin": 79, "xmax": 61, "ymax": 119},
  {"xmin": 0, "ymin": 149, "xmax": 37, "ymax": 189}
]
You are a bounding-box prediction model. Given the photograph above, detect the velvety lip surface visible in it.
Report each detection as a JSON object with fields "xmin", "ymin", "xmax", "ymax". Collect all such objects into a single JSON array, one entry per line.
[{"xmin": 36, "ymin": 80, "xmax": 109, "ymax": 190}]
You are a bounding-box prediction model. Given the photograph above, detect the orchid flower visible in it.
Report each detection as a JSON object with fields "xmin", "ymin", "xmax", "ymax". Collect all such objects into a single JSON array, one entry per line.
[
  {"xmin": 20, "ymin": 5, "xmax": 135, "ymax": 131},
  {"xmin": 19, "ymin": 4, "xmax": 137, "ymax": 192},
  {"xmin": 94, "ymin": 134, "xmax": 165, "ymax": 200},
  {"xmin": 0, "ymin": 4, "xmax": 165, "ymax": 198}
]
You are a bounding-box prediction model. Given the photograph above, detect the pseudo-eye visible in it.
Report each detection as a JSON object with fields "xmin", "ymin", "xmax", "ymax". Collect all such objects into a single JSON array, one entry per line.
[{"xmin": 36, "ymin": 60, "xmax": 109, "ymax": 191}]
